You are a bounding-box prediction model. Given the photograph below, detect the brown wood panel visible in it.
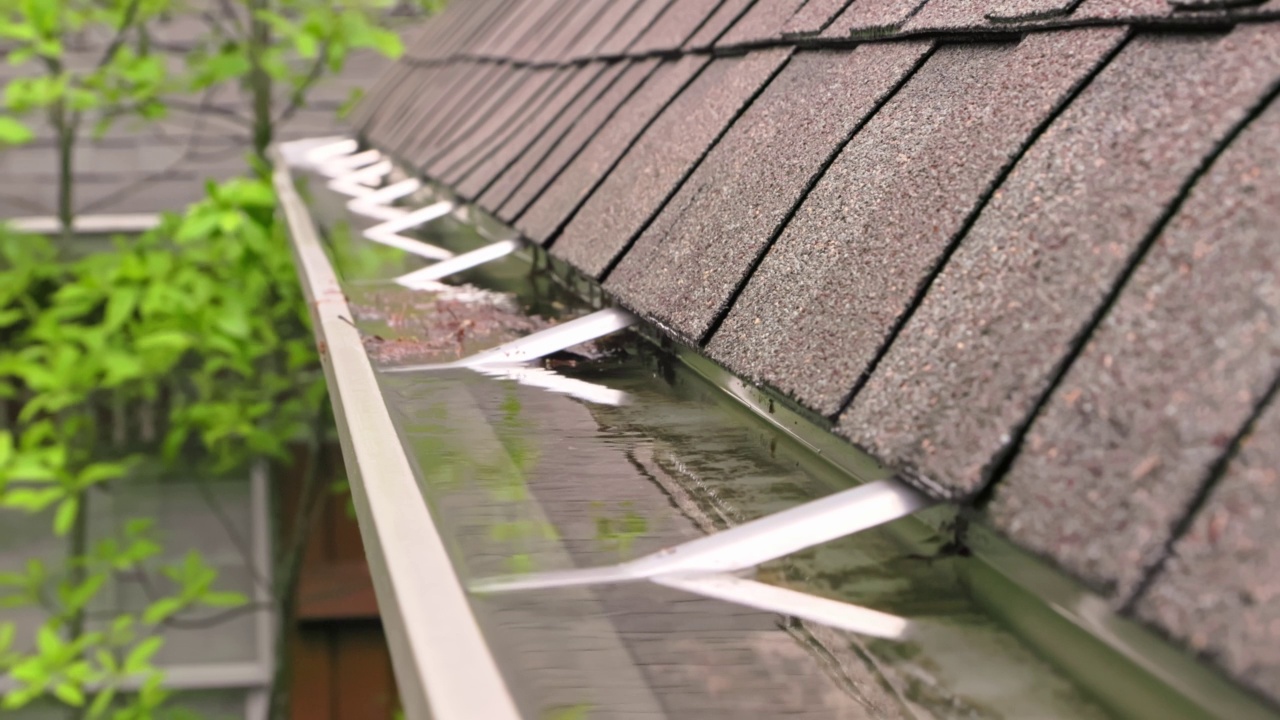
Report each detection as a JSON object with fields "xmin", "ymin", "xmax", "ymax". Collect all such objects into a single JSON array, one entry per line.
[
  {"xmin": 334, "ymin": 622, "xmax": 400, "ymax": 720},
  {"xmin": 289, "ymin": 625, "xmax": 334, "ymax": 720}
]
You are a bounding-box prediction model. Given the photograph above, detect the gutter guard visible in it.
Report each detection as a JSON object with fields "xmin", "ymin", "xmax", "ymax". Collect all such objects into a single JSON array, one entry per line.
[{"xmin": 272, "ymin": 149, "xmax": 522, "ymax": 720}]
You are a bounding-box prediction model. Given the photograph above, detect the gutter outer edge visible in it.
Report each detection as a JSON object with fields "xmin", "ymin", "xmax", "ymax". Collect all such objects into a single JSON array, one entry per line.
[{"xmin": 271, "ymin": 152, "xmax": 522, "ymax": 720}]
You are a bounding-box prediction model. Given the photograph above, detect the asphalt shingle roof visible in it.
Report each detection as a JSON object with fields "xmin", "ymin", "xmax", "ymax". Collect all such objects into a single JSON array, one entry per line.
[
  {"xmin": 357, "ymin": 0, "xmax": 1280, "ymax": 705},
  {"xmin": 555, "ymin": 48, "xmax": 792, "ymax": 276},
  {"xmin": 515, "ymin": 57, "xmax": 700, "ymax": 241}
]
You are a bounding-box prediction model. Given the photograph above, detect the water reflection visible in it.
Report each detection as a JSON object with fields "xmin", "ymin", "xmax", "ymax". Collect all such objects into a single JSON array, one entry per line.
[{"xmin": 372, "ymin": 348, "xmax": 1109, "ymax": 719}]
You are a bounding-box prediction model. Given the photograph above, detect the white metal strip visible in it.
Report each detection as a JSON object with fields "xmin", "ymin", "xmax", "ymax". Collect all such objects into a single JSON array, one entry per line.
[
  {"xmin": 470, "ymin": 479, "xmax": 930, "ymax": 593},
  {"xmin": 348, "ymin": 178, "xmax": 424, "ymax": 222},
  {"xmin": 301, "ymin": 137, "xmax": 358, "ymax": 169},
  {"xmin": 363, "ymin": 201, "xmax": 456, "ymax": 260},
  {"xmin": 396, "ymin": 239, "xmax": 522, "ymax": 287},
  {"xmin": 318, "ymin": 148, "xmax": 381, "ymax": 178},
  {"xmin": 475, "ymin": 364, "xmax": 630, "ymax": 406},
  {"xmin": 385, "ymin": 307, "xmax": 638, "ymax": 372},
  {"xmin": 9, "ymin": 213, "xmax": 162, "ymax": 235},
  {"xmin": 653, "ymin": 574, "xmax": 911, "ymax": 639},
  {"xmin": 274, "ymin": 149, "xmax": 521, "ymax": 720},
  {"xmin": 329, "ymin": 159, "xmax": 393, "ymax": 197}
]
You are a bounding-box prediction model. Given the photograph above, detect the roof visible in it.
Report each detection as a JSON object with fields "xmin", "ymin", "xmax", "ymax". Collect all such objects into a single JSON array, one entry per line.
[{"xmin": 355, "ymin": 0, "xmax": 1280, "ymax": 707}]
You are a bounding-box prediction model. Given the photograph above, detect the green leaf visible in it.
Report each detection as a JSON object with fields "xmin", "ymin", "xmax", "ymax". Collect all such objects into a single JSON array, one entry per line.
[
  {"xmin": 0, "ymin": 116, "xmax": 33, "ymax": 145},
  {"xmin": 123, "ymin": 636, "xmax": 163, "ymax": 674},
  {"xmin": 53, "ymin": 495, "xmax": 78, "ymax": 536},
  {"xmin": 62, "ymin": 574, "xmax": 104, "ymax": 613},
  {"xmin": 141, "ymin": 597, "xmax": 182, "ymax": 625},
  {"xmin": 77, "ymin": 461, "xmax": 128, "ymax": 487},
  {"xmin": 2, "ymin": 486, "xmax": 64, "ymax": 512},
  {"xmin": 36, "ymin": 623, "xmax": 62, "ymax": 655},
  {"xmin": 0, "ymin": 430, "xmax": 12, "ymax": 468},
  {"xmin": 0, "ymin": 622, "xmax": 13, "ymax": 652},
  {"xmin": 201, "ymin": 590, "xmax": 247, "ymax": 608},
  {"xmin": 87, "ymin": 686, "xmax": 116, "ymax": 719},
  {"xmin": 53, "ymin": 681, "xmax": 85, "ymax": 707}
]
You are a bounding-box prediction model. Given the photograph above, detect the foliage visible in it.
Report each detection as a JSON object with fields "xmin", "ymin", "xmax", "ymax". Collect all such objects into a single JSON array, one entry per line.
[
  {"xmin": 0, "ymin": 0, "xmax": 172, "ymax": 141},
  {"xmin": 0, "ymin": 174, "xmax": 324, "ymax": 717},
  {"xmin": 0, "ymin": 0, "xmax": 434, "ymax": 715}
]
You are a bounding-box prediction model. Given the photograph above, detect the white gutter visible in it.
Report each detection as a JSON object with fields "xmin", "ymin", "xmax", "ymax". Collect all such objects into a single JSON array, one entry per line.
[{"xmin": 272, "ymin": 149, "xmax": 522, "ymax": 720}]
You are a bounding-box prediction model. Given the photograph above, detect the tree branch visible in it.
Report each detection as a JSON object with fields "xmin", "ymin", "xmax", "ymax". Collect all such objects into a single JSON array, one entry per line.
[
  {"xmin": 274, "ymin": 45, "xmax": 331, "ymax": 126},
  {"xmin": 96, "ymin": 0, "xmax": 145, "ymax": 71}
]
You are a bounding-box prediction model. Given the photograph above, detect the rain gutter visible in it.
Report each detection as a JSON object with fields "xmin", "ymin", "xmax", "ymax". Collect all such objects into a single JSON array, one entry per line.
[{"xmin": 272, "ymin": 139, "xmax": 1279, "ymax": 720}]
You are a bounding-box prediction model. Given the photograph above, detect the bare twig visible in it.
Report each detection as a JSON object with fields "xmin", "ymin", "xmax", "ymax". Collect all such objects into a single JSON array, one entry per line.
[
  {"xmin": 274, "ymin": 44, "xmax": 331, "ymax": 125},
  {"xmin": 96, "ymin": 0, "xmax": 145, "ymax": 71}
]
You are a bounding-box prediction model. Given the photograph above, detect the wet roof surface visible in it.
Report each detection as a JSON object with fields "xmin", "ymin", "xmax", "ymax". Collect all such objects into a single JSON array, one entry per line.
[{"xmin": 357, "ymin": 0, "xmax": 1280, "ymax": 708}]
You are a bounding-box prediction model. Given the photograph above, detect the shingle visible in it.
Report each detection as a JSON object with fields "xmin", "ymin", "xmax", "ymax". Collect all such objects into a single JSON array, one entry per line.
[
  {"xmin": 606, "ymin": 43, "xmax": 931, "ymax": 341},
  {"xmin": 821, "ymin": 0, "xmax": 929, "ymax": 38},
  {"xmin": 356, "ymin": 61, "xmax": 416, "ymax": 138},
  {"xmin": 468, "ymin": 1, "xmax": 534, "ymax": 57},
  {"xmin": 395, "ymin": 63, "xmax": 497, "ymax": 164},
  {"xmin": 987, "ymin": 84, "xmax": 1280, "ymax": 600},
  {"xmin": 410, "ymin": 65, "xmax": 525, "ymax": 170},
  {"xmin": 596, "ymin": 0, "xmax": 675, "ymax": 56},
  {"xmin": 839, "ymin": 26, "xmax": 1280, "ymax": 504},
  {"xmin": 710, "ymin": 29, "xmax": 1127, "ymax": 419},
  {"xmin": 429, "ymin": 68, "xmax": 561, "ymax": 183},
  {"xmin": 901, "ymin": 0, "xmax": 1079, "ymax": 30},
  {"xmin": 479, "ymin": 0, "xmax": 565, "ymax": 58},
  {"xmin": 477, "ymin": 61, "xmax": 633, "ymax": 211},
  {"xmin": 1136, "ymin": 387, "xmax": 1280, "ymax": 706},
  {"xmin": 444, "ymin": 67, "xmax": 574, "ymax": 190},
  {"xmin": 555, "ymin": 48, "xmax": 793, "ymax": 276},
  {"xmin": 508, "ymin": 0, "xmax": 586, "ymax": 62},
  {"xmin": 534, "ymin": 1, "xmax": 617, "ymax": 63},
  {"xmin": 782, "ymin": 0, "xmax": 857, "ymax": 35},
  {"xmin": 717, "ymin": 0, "xmax": 808, "ymax": 46},
  {"xmin": 375, "ymin": 64, "xmax": 467, "ymax": 158},
  {"xmin": 459, "ymin": 63, "xmax": 615, "ymax": 202},
  {"xmin": 1069, "ymin": 0, "xmax": 1168, "ymax": 18},
  {"xmin": 566, "ymin": 0, "xmax": 647, "ymax": 59},
  {"xmin": 684, "ymin": 0, "xmax": 757, "ymax": 49},
  {"xmin": 407, "ymin": 0, "xmax": 484, "ymax": 60},
  {"xmin": 629, "ymin": 0, "xmax": 729, "ymax": 55},
  {"xmin": 508, "ymin": 57, "xmax": 701, "ymax": 237}
]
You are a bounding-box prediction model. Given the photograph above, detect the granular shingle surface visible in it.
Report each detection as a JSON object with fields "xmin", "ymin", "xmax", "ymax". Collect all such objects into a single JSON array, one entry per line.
[
  {"xmin": 427, "ymin": 68, "xmax": 550, "ymax": 180},
  {"xmin": 1136, "ymin": 388, "xmax": 1280, "ymax": 706},
  {"xmin": 597, "ymin": 0, "xmax": 676, "ymax": 56},
  {"xmin": 459, "ymin": 63, "xmax": 615, "ymax": 202},
  {"xmin": 444, "ymin": 68, "xmax": 572, "ymax": 190},
  {"xmin": 514, "ymin": 56, "xmax": 705, "ymax": 243},
  {"xmin": 840, "ymin": 25, "xmax": 1280, "ymax": 501},
  {"xmin": 986, "ymin": 80, "xmax": 1280, "ymax": 600},
  {"xmin": 404, "ymin": 64, "xmax": 506, "ymax": 167},
  {"xmin": 712, "ymin": 29, "xmax": 1126, "ymax": 418},
  {"xmin": 567, "ymin": 1, "xmax": 647, "ymax": 59},
  {"xmin": 902, "ymin": 0, "xmax": 1075, "ymax": 29},
  {"xmin": 496, "ymin": 59, "xmax": 665, "ymax": 220},
  {"xmin": 822, "ymin": 0, "xmax": 929, "ymax": 37},
  {"xmin": 472, "ymin": 62, "xmax": 626, "ymax": 207},
  {"xmin": 609, "ymin": 43, "xmax": 932, "ymax": 342},
  {"xmin": 717, "ymin": 0, "xmax": 808, "ymax": 46},
  {"xmin": 684, "ymin": 0, "xmax": 756, "ymax": 48},
  {"xmin": 555, "ymin": 48, "xmax": 792, "ymax": 276},
  {"xmin": 783, "ymin": 0, "xmax": 857, "ymax": 35},
  {"xmin": 524, "ymin": 0, "xmax": 605, "ymax": 63},
  {"xmin": 630, "ymin": 0, "xmax": 729, "ymax": 54}
]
